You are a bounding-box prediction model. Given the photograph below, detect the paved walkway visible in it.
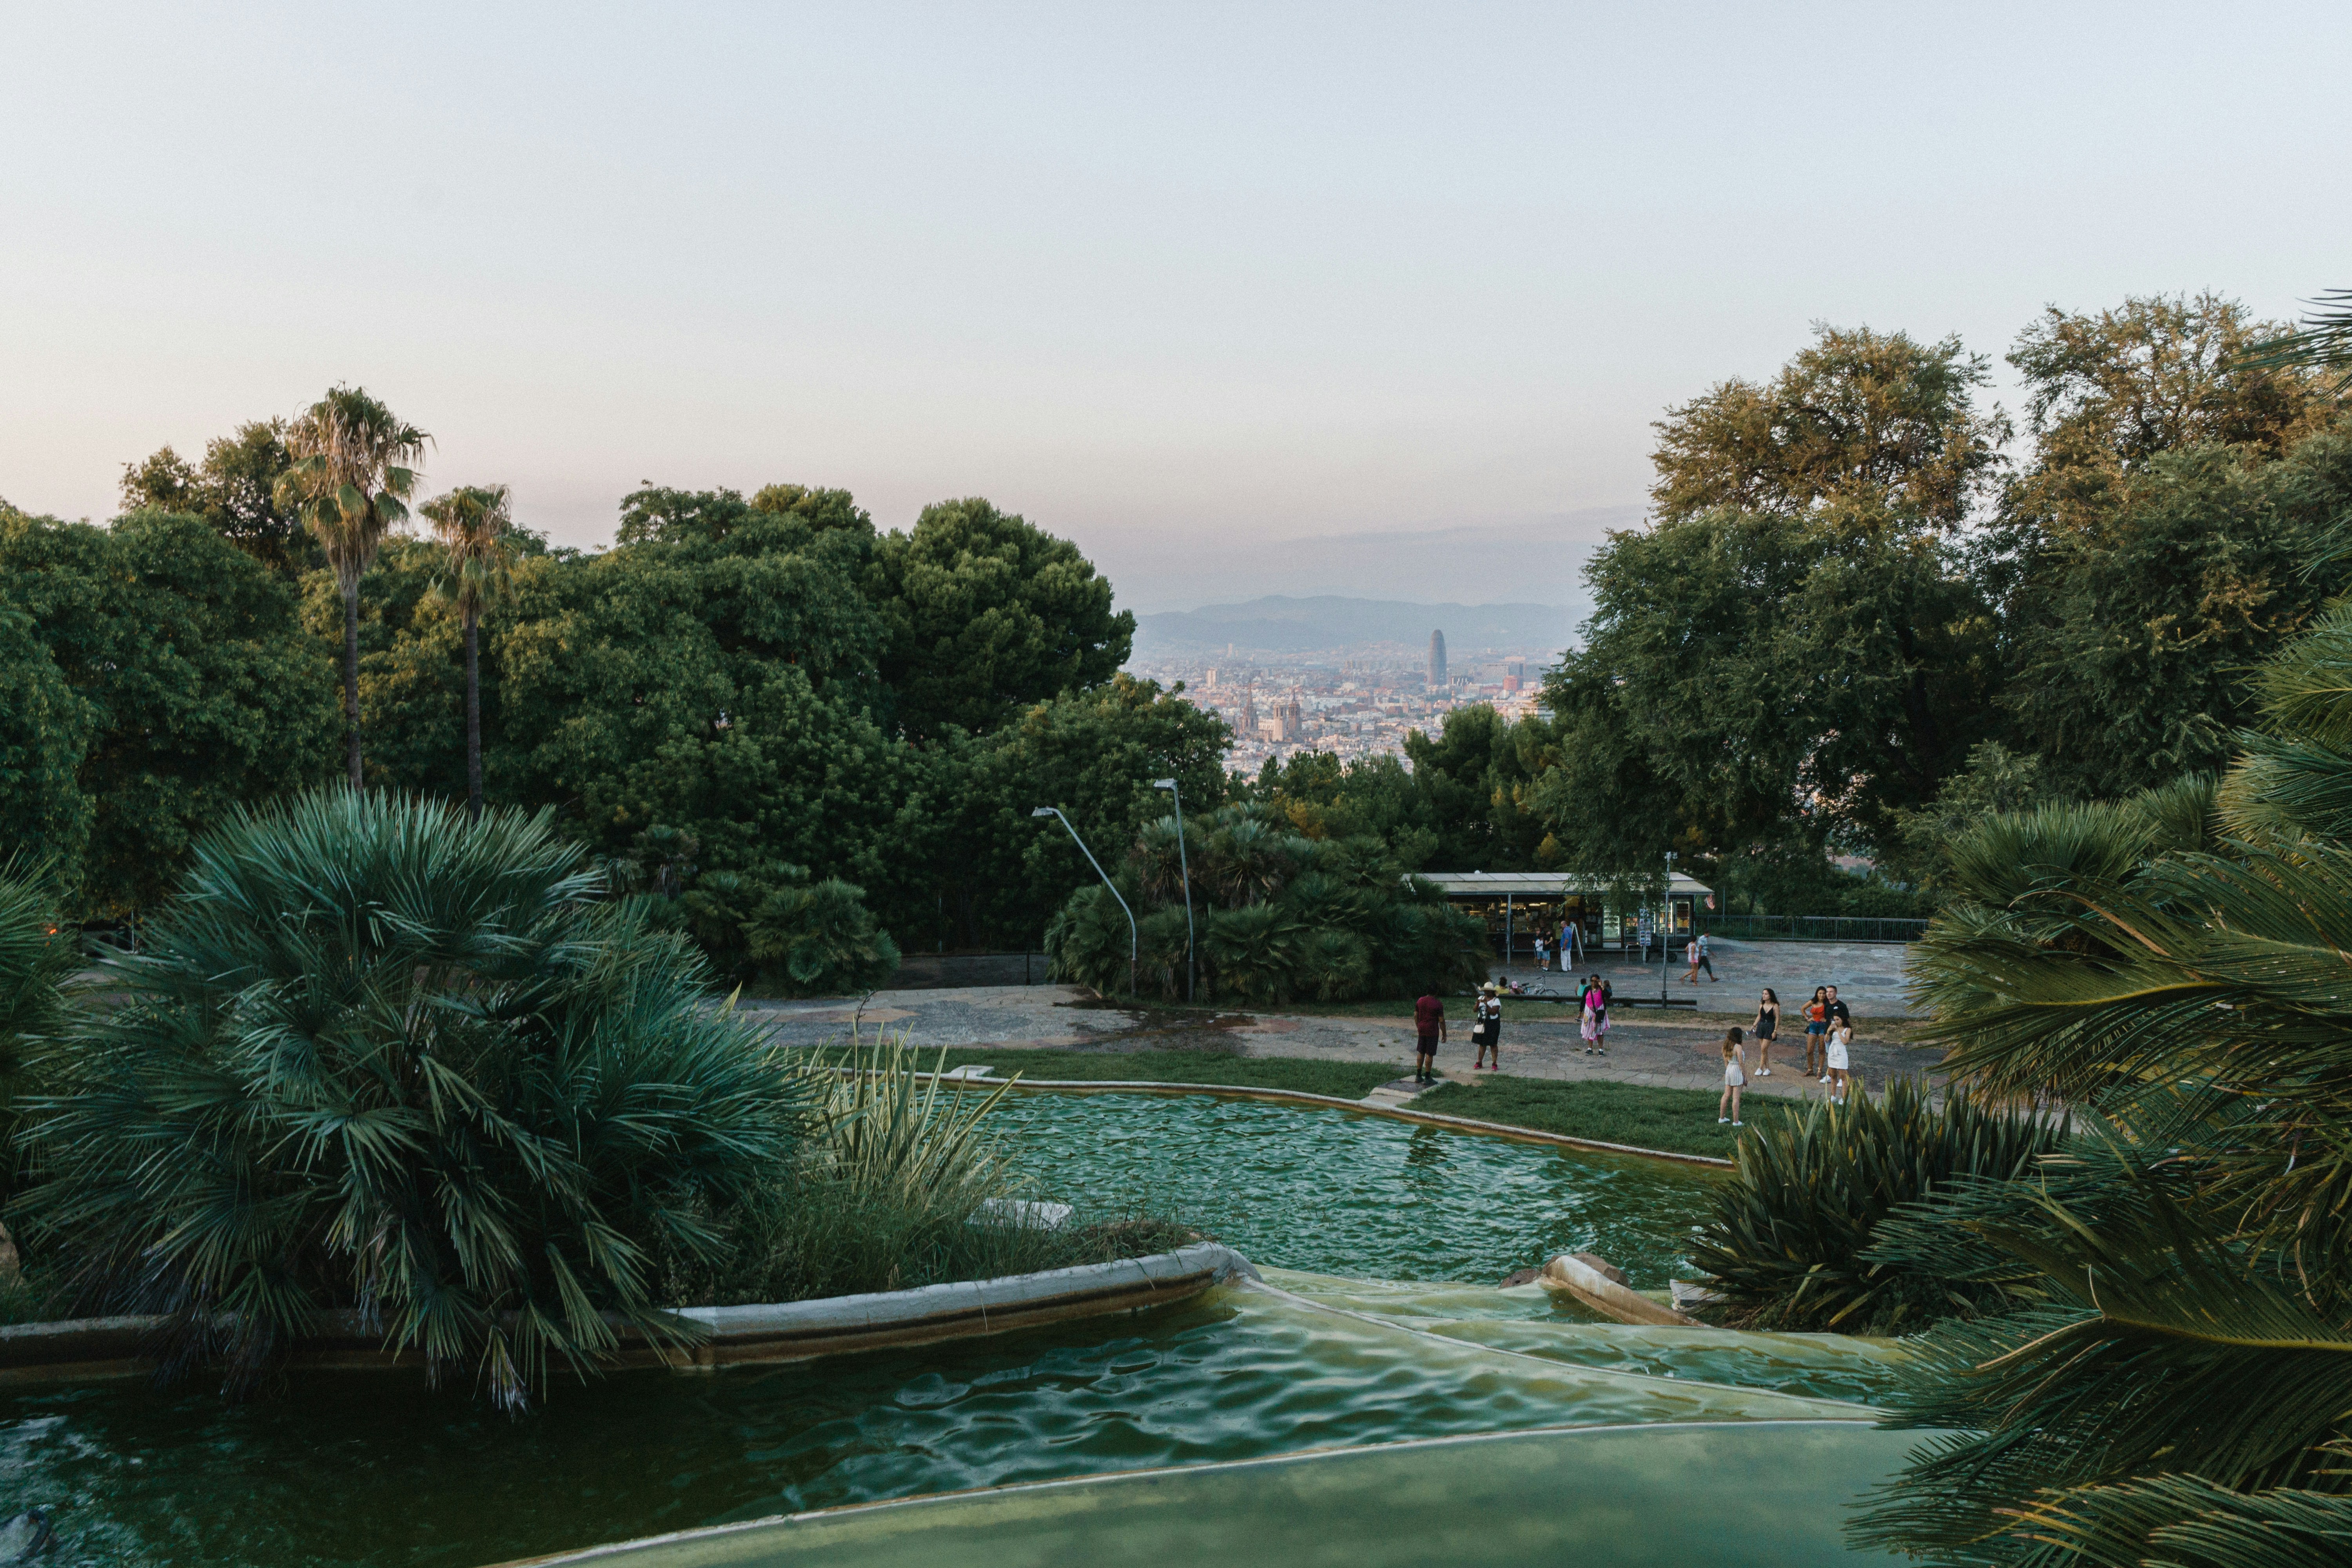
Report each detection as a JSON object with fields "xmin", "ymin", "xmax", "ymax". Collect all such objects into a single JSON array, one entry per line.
[{"xmin": 743, "ymin": 938, "xmax": 1940, "ymax": 1107}]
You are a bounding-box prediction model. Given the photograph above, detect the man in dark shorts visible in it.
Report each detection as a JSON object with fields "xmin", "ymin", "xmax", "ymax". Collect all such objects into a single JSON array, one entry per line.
[{"xmin": 1414, "ymin": 991, "xmax": 1446, "ymax": 1084}]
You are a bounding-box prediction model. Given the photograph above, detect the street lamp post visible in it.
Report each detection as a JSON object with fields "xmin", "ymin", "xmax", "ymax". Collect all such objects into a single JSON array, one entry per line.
[
  {"xmin": 1033, "ymin": 807, "xmax": 1137, "ymax": 998},
  {"xmin": 1661, "ymin": 851, "xmax": 1676, "ymax": 1007},
  {"xmin": 1152, "ymin": 779, "xmax": 1196, "ymax": 1002}
]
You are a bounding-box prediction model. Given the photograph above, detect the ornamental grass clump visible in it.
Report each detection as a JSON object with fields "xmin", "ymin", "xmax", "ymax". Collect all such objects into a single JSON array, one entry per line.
[
  {"xmin": 1686, "ymin": 1076, "xmax": 2065, "ymax": 1335},
  {"xmin": 18, "ymin": 790, "xmax": 813, "ymax": 1410}
]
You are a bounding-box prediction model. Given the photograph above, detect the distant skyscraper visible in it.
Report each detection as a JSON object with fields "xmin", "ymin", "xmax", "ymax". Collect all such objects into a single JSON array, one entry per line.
[{"xmin": 1428, "ymin": 630, "xmax": 1448, "ymax": 689}]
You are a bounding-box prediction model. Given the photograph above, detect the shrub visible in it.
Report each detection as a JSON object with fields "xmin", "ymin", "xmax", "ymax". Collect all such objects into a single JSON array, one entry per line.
[
  {"xmin": 745, "ymin": 877, "xmax": 901, "ymax": 996},
  {"xmin": 0, "ymin": 860, "xmax": 76, "ymax": 1205},
  {"xmin": 1687, "ymin": 1076, "xmax": 2067, "ymax": 1335},
  {"xmin": 19, "ymin": 791, "xmax": 813, "ymax": 1408}
]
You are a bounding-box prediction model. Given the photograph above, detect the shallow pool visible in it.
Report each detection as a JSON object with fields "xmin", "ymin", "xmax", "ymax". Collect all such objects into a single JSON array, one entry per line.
[
  {"xmin": 0, "ymin": 1091, "xmax": 1895, "ymax": 1568},
  {"xmin": 993, "ymin": 1089, "xmax": 1718, "ymax": 1287}
]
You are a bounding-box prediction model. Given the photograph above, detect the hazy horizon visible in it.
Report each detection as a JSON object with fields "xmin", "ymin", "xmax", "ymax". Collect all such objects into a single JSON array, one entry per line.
[{"xmin": 7, "ymin": 2, "xmax": 2348, "ymax": 612}]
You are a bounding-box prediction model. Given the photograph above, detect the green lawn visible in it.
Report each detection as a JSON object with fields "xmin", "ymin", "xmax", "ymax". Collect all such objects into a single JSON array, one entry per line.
[
  {"xmin": 1415, "ymin": 1076, "xmax": 1754, "ymax": 1160},
  {"xmin": 927, "ymin": 1047, "xmax": 1402, "ymax": 1099},
  {"xmin": 920, "ymin": 1046, "xmax": 1752, "ymax": 1159}
]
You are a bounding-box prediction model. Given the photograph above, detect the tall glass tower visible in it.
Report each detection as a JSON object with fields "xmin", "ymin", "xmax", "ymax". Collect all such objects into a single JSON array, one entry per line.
[{"xmin": 1428, "ymin": 629, "xmax": 1447, "ymax": 689}]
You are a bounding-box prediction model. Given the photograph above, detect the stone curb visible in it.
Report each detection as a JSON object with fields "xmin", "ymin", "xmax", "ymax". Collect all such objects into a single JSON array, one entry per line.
[{"xmin": 0, "ymin": 1243, "xmax": 1258, "ymax": 1386}]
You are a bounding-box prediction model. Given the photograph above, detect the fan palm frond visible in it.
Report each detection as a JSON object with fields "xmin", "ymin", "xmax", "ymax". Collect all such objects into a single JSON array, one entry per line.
[{"xmin": 18, "ymin": 791, "xmax": 812, "ymax": 1409}]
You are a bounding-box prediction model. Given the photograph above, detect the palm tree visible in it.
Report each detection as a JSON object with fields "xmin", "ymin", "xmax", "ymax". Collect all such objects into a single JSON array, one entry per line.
[
  {"xmin": 419, "ymin": 484, "xmax": 514, "ymax": 820},
  {"xmin": 1846, "ymin": 599, "xmax": 2352, "ymax": 1565},
  {"xmin": 273, "ymin": 388, "xmax": 431, "ymax": 789}
]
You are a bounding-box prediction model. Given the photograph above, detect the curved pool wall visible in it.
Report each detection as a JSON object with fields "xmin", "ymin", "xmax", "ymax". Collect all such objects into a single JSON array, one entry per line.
[
  {"xmin": 501, "ymin": 1422, "xmax": 1915, "ymax": 1566},
  {"xmin": 0, "ymin": 1091, "xmax": 1903, "ymax": 1567},
  {"xmin": 991, "ymin": 1089, "xmax": 1720, "ymax": 1288}
]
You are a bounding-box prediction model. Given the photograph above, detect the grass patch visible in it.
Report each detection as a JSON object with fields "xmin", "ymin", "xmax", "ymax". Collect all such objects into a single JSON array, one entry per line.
[
  {"xmin": 929, "ymin": 1047, "xmax": 1400, "ymax": 1100},
  {"xmin": 1415, "ymin": 1076, "xmax": 1752, "ymax": 1160}
]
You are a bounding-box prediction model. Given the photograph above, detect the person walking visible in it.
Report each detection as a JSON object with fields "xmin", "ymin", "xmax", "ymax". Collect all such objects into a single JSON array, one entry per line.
[
  {"xmin": 1413, "ymin": 989, "xmax": 1446, "ymax": 1084},
  {"xmin": 1826, "ymin": 1020, "xmax": 1853, "ymax": 1103},
  {"xmin": 1802, "ymin": 987, "xmax": 1829, "ymax": 1078},
  {"xmin": 1579, "ymin": 973, "xmax": 1610, "ymax": 1057},
  {"xmin": 1474, "ymin": 981, "xmax": 1503, "ymax": 1070},
  {"xmin": 1682, "ymin": 930, "xmax": 1717, "ymax": 984},
  {"xmin": 1718, "ymin": 1028, "xmax": 1746, "ymax": 1125},
  {"xmin": 1750, "ymin": 987, "xmax": 1780, "ymax": 1076}
]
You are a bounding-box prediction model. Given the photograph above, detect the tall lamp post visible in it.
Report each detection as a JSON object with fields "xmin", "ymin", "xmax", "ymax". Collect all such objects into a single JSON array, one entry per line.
[
  {"xmin": 1661, "ymin": 851, "xmax": 1676, "ymax": 1007},
  {"xmin": 1033, "ymin": 807, "xmax": 1137, "ymax": 998},
  {"xmin": 1152, "ymin": 778, "xmax": 1196, "ymax": 1002}
]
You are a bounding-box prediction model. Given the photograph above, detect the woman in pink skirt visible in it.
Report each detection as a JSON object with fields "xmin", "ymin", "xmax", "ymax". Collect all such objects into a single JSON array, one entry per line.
[{"xmin": 1579, "ymin": 974, "xmax": 1609, "ymax": 1057}]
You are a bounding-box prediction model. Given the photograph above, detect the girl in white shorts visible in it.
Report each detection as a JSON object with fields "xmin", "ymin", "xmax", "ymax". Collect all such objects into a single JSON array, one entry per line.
[
  {"xmin": 1718, "ymin": 1027, "xmax": 1746, "ymax": 1125},
  {"xmin": 1826, "ymin": 1023, "xmax": 1852, "ymax": 1103}
]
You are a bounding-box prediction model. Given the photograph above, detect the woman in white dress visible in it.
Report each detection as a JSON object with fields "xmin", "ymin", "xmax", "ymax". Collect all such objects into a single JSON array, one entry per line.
[
  {"xmin": 1826, "ymin": 1022, "xmax": 1853, "ymax": 1103},
  {"xmin": 1718, "ymin": 1027, "xmax": 1746, "ymax": 1125}
]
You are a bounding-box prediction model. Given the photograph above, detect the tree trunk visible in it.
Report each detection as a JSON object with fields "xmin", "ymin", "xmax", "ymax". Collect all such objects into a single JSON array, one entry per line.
[
  {"xmin": 343, "ymin": 577, "xmax": 363, "ymax": 789},
  {"xmin": 464, "ymin": 610, "xmax": 483, "ymax": 822}
]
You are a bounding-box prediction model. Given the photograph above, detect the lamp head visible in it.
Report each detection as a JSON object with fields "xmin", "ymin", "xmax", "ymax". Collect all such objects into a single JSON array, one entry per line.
[
  {"xmin": 1031, "ymin": 807, "xmax": 1056, "ymax": 819},
  {"xmin": 1152, "ymin": 778, "xmax": 1176, "ymax": 789}
]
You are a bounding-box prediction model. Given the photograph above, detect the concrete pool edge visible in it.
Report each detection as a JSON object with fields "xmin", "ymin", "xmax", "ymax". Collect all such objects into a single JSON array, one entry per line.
[
  {"xmin": 0, "ymin": 1243, "xmax": 1259, "ymax": 1387},
  {"xmin": 481, "ymin": 1418, "xmax": 1896, "ymax": 1566}
]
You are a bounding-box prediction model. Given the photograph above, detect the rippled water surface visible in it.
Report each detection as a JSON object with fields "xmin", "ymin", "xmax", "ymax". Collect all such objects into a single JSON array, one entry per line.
[
  {"xmin": 995, "ymin": 1088, "xmax": 1719, "ymax": 1286},
  {"xmin": 0, "ymin": 1092, "xmax": 1861, "ymax": 1568}
]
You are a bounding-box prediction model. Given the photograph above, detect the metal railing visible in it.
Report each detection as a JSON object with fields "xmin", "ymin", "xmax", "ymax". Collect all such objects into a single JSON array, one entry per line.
[
  {"xmin": 1693, "ymin": 913, "xmax": 1930, "ymax": 944},
  {"xmin": 887, "ymin": 952, "xmax": 1053, "ymax": 989}
]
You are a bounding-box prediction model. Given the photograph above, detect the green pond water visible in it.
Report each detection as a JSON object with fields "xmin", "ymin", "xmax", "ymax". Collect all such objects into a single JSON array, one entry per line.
[
  {"xmin": 991, "ymin": 1087, "xmax": 1718, "ymax": 1287},
  {"xmin": 0, "ymin": 1092, "xmax": 1910, "ymax": 1567}
]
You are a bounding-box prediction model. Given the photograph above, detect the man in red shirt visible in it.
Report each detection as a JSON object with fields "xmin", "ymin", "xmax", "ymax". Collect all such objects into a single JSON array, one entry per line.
[{"xmin": 1413, "ymin": 991, "xmax": 1446, "ymax": 1084}]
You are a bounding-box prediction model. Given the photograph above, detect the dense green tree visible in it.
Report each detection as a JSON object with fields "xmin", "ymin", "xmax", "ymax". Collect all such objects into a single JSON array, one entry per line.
[
  {"xmin": 1649, "ymin": 323, "xmax": 2010, "ymax": 529},
  {"xmin": 274, "ymin": 387, "xmax": 432, "ymax": 789},
  {"xmin": 1541, "ymin": 505, "xmax": 2000, "ymax": 870},
  {"xmin": 119, "ymin": 419, "xmax": 317, "ymax": 578},
  {"xmin": 942, "ymin": 675, "xmax": 1229, "ymax": 949},
  {"xmin": 2005, "ymin": 292, "xmax": 2325, "ymax": 518},
  {"xmin": 0, "ymin": 604, "xmax": 94, "ymax": 882},
  {"xmin": 1048, "ymin": 806, "xmax": 1485, "ymax": 1003},
  {"xmin": 0, "ymin": 510, "xmax": 338, "ymax": 917},
  {"xmin": 870, "ymin": 497, "xmax": 1134, "ymax": 739},
  {"xmin": 1995, "ymin": 434, "xmax": 2352, "ymax": 798},
  {"xmin": 420, "ymin": 484, "xmax": 516, "ymax": 820}
]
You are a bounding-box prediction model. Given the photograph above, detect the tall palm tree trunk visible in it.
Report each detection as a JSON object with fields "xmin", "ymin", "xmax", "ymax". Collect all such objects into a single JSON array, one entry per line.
[
  {"xmin": 342, "ymin": 577, "xmax": 363, "ymax": 789},
  {"xmin": 464, "ymin": 609, "xmax": 483, "ymax": 822}
]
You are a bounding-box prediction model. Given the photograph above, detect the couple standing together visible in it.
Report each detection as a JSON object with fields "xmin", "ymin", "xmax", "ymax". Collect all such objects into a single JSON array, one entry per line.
[{"xmin": 1411, "ymin": 983, "xmax": 1509, "ymax": 1083}]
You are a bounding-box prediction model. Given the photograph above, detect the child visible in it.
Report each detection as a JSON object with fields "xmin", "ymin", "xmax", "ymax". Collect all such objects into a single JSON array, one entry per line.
[
  {"xmin": 1534, "ymin": 934, "xmax": 1548, "ymax": 973},
  {"xmin": 1474, "ymin": 982, "xmax": 1503, "ymax": 1070},
  {"xmin": 1718, "ymin": 1027, "xmax": 1746, "ymax": 1125},
  {"xmin": 1826, "ymin": 1021, "xmax": 1853, "ymax": 1103}
]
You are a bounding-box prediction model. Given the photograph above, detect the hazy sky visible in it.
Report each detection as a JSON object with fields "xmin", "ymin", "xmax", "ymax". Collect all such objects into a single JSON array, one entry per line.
[{"xmin": 5, "ymin": 2, "xmax": 2348, "ymax": 611}]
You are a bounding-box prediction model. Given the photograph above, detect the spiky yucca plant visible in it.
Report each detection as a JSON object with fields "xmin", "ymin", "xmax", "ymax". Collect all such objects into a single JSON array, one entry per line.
[
  {"xmin": 1687, "ymin": 1076, "xmax": 2066, "ymax": 1334},
  {"xmin": 18, "ymin": 791, "xmax": 811, "ymax": 1408}
]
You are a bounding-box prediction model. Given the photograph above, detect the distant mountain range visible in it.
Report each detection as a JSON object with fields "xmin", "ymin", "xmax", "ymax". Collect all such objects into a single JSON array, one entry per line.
[{"xmin": 1129, "ymin": 595, "xmax": 1580, "ymax": 657}]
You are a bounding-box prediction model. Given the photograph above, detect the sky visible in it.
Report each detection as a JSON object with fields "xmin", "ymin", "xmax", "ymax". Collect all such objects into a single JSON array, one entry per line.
[{"xmin": 4, "ymin": 2, "xmax": 2348, "ymax": 612}]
